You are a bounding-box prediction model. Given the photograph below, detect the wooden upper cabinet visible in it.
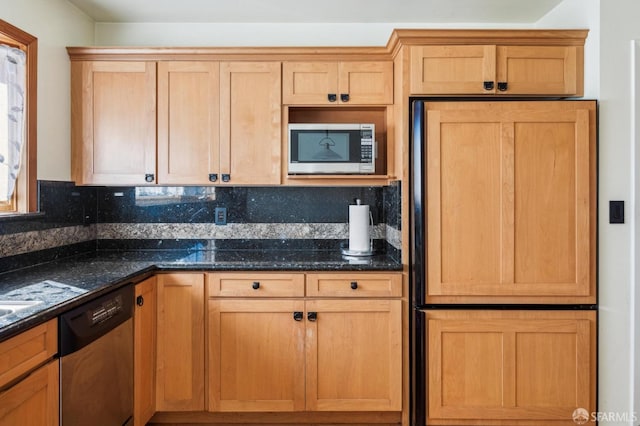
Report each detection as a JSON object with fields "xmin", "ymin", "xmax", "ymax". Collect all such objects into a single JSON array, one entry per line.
[
  {"xmin": 157, "ymin": 62, "xmax": 220, "ymax": 185},
  {"xmin": 425, "ymin": 101, "xmax": 596, "ymax": 303},
  {"xmin": 283, "ymin": 61, "xmax": 393, "ymax": 105},
  {"xmin": 220, "ymin": 62, "xmax": 281, "ymax": 185},
  {"xmin": 410, "ymin": 44, "xmax": 582, "ymax": 96},
  {"xmin": 71, "ymin": 61, "xmax": 157, "ymax": 185},
  {"xmin": 426, "ymin": 310, "xmax": 596, "ymax": 425}
]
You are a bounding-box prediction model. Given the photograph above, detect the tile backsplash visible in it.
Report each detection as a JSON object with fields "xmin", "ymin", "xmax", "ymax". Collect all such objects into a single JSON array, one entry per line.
[{"xmin": 0, "ymin": 180, "xmax": 401, "ymax": 272}]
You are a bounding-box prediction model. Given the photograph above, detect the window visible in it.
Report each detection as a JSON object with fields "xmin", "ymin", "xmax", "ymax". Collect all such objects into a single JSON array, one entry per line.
[{"xmin": 0, "ymin": 20, "xmax": 37, "ymax": 213}]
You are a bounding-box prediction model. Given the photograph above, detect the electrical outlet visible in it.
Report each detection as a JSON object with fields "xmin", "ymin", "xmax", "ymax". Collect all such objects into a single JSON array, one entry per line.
[{"xmin": 214, "ymin": 207, "xmax": 227, "ymax": 225}]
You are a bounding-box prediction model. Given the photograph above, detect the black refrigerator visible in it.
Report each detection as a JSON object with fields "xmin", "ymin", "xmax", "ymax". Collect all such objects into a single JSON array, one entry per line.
[{"xmin": 409, "ymin": 98, "xmax": 598, "ymax": 425}]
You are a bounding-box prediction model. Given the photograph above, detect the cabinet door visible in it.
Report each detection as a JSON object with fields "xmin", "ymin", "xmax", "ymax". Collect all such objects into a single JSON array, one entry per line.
[
  {"xmin": 71, "ymin": 61, "xmax": 156, "ymax": 185},
  {"xmin": 220, "ymin": 62, "xmax": 281, "ymax": 184},
  {"xmin": 305, "ymin": 299, "xmax": 402, "ymax": 411},
  {"xmin": 497, "ymin": 45, "xmax": 580, "ymax": 96},
  {"xmin": 208, "ymin": 299, "xmax": 305, "ymax": 412},
  {"xmin": 0, "ymin": 360, "xmax": 59, "ymax": 426},
  {"xmin": 157, "ymin": 62, "xmax": 220, "ymax": 184},
  {"xmin": 410, "ymin": 45, "xmax": 496, "ymax": 95},
  {"xmin": 156, "ymin": 273, "xmax": 205, "ymax": 411},
  {"xmin": 134, "ymin": 277, "xmax": 156, "ymax": 426},
  {"xmin": 426, "ymin": 310, "xmax": 595, "ymax": 425},
  {"xmin": 338, "ymin": 61, "xmax": 393, "ymax": 104},
  {"xmin": 282, "ymin": 62, "xmax": 338, "ymax": 105},
  {"xmin": 426, "ymin": 101, "xmax": 595, "ymax": 303}
]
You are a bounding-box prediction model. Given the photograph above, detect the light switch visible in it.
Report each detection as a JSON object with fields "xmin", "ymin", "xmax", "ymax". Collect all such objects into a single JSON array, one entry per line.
[{"xmin": 609, "ymin": 200, "xmax": 624, "ymax": 224}]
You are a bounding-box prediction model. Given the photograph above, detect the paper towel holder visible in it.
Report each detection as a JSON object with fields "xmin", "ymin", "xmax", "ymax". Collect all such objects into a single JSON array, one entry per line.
[{"xmin": 341, "ymin": 198, "xmax": 374, "ymax": 257}]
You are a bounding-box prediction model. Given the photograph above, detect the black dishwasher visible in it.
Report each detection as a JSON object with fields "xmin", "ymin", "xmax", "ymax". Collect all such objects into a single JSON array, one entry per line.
[{"xmin": 59, "ymin": 284, "xmax": 134, "ymax": 426}]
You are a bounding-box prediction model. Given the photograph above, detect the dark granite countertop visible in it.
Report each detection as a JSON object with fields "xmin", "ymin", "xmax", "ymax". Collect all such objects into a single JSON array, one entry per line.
[{"xmin": 0, "ymin": 249, "xmax": 402, "ymax": 342}]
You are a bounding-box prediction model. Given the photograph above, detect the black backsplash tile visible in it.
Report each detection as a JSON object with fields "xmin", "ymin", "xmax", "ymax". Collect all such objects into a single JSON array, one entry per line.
[
  {"xmin": 97, "ymin": 186, "xmax": 385, "ymax": 224},
  {"xmin": 0, "ymin": 181, "xmax": 96, "ymax": 235}
]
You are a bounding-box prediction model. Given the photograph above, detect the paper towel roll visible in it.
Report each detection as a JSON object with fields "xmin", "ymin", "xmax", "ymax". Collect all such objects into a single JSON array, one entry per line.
[{"xmin": 349, "ymin": 204, "xmax": 371, "ymax": 252}]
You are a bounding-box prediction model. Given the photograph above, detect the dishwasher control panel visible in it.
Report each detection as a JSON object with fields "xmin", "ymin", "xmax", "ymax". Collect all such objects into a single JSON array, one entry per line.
[{"xmin": 88, "ymin": 294, "xmax": 123, "ymax": 326}]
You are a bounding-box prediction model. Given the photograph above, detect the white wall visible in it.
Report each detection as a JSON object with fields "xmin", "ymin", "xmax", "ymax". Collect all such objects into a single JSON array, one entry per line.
[
  {"xmin": 94, "ymin": 22, "xmax": 531, "ymax": 47},
  {"xmin": 599, "ymin": 1, "xmax": 640, "ymax": 424},
  {"xmin": 0, "ymin": 0, "xmax": 94, "ymax": 181},
  {"xmin": 536, "ymin": 0, "xmax": 600, "ymax": 98}
]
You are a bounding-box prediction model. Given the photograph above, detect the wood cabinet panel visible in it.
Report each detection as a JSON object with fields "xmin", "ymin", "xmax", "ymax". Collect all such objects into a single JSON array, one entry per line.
[
  {"xmin": 283, "ymin": 61, "xmax": 392, "ymax": 105},
  {"xmin": 71, "ymin": 61, "xmax": 156, "ymax": 185},
  {"xmin": 426, "ymin": 310, "xmax": 595, "ymax": 425},
  {"xmin": 306, "ymin": 272, "xmax": 402, "ymax": 297},
  {"xmin": 410, "ymin": 45, "xmax": 495, "ymax": 95},
  {"xmin": 208, "ymin": 299, "xmax": 306, "ymax": 412},
  {"xmin": 134, "ymin": 277, "xmax": 156, "ymax": 426},
  {"xmin": 0, "ymin": 319, "xmax": 57, "ymax": 388},
  {"xmin": 305, "ymin": 299, "xmax": 402, "ymax": 411},
  {"xmin": 157, "ymin": 62, "xmax": 220, "ymax": 184},
  {"xmin": 497, "ymin": 45, "xmax": 578, "ymax": 95},
  {"xmin": 220, "ymin": 62, "xmax": 281, "ymax": 185},
  {"xmin": 411, "ymin": 44, "xmax": 581, "ymax": 96},
  {"xmin": 425, "ymin": 101, "xmax": 596, "ymax": 303},
  {"xmin": 208, "ymin": 272, "xmax": 304, "ymax": 297},
  {"xmin": 156, "ymin": 273, "xmax": 205, "ymax": 411},
  {"xmin": 0, "ymin": 360, "xmax": 58, "ymax": 426}
]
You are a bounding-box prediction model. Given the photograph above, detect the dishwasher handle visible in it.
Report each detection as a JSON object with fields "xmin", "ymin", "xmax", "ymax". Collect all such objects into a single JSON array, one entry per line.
[{"xmin": 59, "ymin": 284, "xmax": 134, "ymax": 357}]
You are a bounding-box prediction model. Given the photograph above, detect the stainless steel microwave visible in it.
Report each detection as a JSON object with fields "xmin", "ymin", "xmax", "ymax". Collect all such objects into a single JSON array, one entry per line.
[{"xmin": 287, "ymin": 123, "xmax": 375, "ymax": 174}]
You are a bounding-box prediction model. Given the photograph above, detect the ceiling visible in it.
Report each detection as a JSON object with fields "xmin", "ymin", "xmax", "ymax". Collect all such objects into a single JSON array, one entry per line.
[{"xmin": 65, "ymin": 0, "xmax": 565, "ymax": 24}]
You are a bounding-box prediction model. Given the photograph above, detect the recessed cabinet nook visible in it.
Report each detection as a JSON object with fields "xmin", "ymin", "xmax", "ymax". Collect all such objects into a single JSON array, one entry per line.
[{"xmin": 66, "ymin": 28, "xmax": 595, "ymax": 426}]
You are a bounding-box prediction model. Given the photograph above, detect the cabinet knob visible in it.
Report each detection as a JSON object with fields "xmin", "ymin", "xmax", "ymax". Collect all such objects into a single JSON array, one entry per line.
[
  {"xmin": 350, "ymin": 281, "xmax": 358, "ymax": 290},
  {"xmin": 136, "ymin": 295, "xmax": 144, "ymax": 306},
  {"xmin": 209, "ymin": 173, "xmax": 218, "ymax": 182},
  {"xmin": 307, "ymin": 312, "xmax": 317, "ymax": 322},
  {"xmin": 222, "ymin": 174, "xmax": 231, "ymax": 182},
  {"xmin": 483, "ymin": 81, "xmax": 494, "ymax": 91},
  {"xmin": 340, "ymin": 93, "xmax": 350, "ymax": 102},
  {"xmin": 293, "ymin": 311, "xmax": 303, "ymax": 321},
  {"xmin": 327, "ymin": 93, "xmax": 337, "ymax": 102},
  {"xmin": 252, "ymin": 281, "xmax": 260, "ymax": 290},
  {"xmin": 144, "ymin": 173, "xmax": 154, "ymax": 183},
  {"xmin": 497, "ymin": 82, "xmax": 508, "ymax": 92}
]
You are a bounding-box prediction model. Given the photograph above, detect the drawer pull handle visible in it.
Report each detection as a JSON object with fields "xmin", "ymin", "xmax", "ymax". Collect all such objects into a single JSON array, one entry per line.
[
  {"xmin": 307, "ymin": 312, "xmax": 317, "ymax": 322},
  {"xmin": 483, "ymin": 81, "xmax": 494, "ymax": 91},
  {"xmin": 340, "ymin": 93, "xmax": 350, "ymax": 102},
  {"xmin": 497, "ymin": 82, "xmax": 508, "ymax": 91},
  {"xmin": 327, "ymin": 93, "xmax": 337, "ymax": 102},
  {"xmin": 136, "ymin": 295, "xmax": 144, "ymax": 306},
  {"xmin": 350, "ymin": 281, "xmax": 358, "ymax": 290},
  {"xmin": 252, "ymin": 281, "xmax": 260, "ymax": 290},
  {"xmin": 293, "ymin": 311, "xmax": 303, "ymax": 321}
]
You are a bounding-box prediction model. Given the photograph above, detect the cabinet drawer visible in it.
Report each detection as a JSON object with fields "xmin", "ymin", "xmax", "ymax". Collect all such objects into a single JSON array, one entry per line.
[
  {"xmin": 0, "ymin": 319, "xmax": 57, "ymax": 389},
  {"xmin": 208, "ymin": 273, "xmax": 305, "ymax": 297},
  {"xmin": 306, "ymin": 273, "xmax": 402, "ymax": 297}
]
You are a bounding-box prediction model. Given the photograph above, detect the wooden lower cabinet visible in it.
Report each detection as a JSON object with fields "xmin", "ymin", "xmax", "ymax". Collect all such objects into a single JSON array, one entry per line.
[
  {"xmin": 208, "ymin": 299, "xmax": 306, "ymax": 412},
  {"xmin": 134, "ymin": 277, "xmax": 157, "ymax": 426},
  {"xmin": 156, "ymin": 273, "xmax": 205, "ymax": 412},
  {"xmin": 0, "ymin": 360, "xmax": 59, "ymax": 426},
  {"xmin": 425, "ymin": 310, "xmax": 596, "ymax": 425},
  {"xmin": 0, "ymin": 318, "xmax": 58, "ymax": 426},
  {"xmin": 306, "ymin": 299, "xmax": 402, "ymax": 411},
  {"xmin": 208, "ymin": 298, "xmax": 402, "ymax": 413}
]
